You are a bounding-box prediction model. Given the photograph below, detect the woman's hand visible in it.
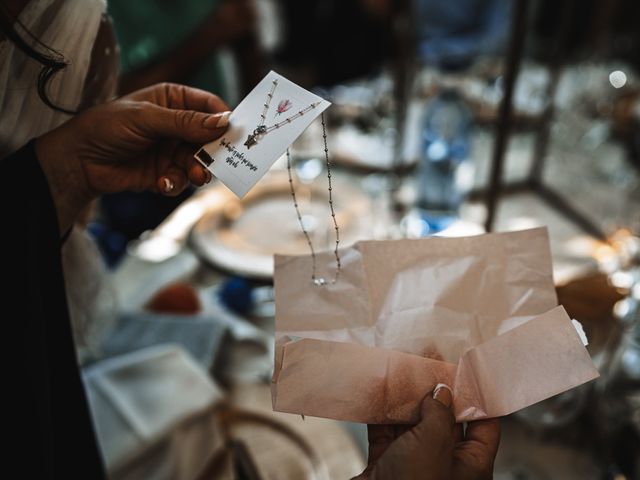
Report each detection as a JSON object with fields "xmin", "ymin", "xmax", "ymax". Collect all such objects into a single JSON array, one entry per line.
[
  {"xmin": 355, "ymin": 384, "xmax": 500, "ymax": 480},
  {"xmin": 36, "ymin": 83, "xmax": 230, "ymax": 233}
]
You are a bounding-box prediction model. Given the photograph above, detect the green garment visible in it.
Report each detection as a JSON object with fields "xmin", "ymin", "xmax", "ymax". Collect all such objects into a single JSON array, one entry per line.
[{"xmin": 108, "ymin": 0, "xmax": 227, "ymax": 97}]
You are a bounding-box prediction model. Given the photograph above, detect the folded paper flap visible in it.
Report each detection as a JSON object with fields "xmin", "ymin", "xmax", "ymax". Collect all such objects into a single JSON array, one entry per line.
[
  {"xmin": 272, "ymin": 337, "xmax": 457, "ymax": 424},
  {"xmin": 272, "ymin": 308, "xmax": 599, "ymax": 424},
  {"xmin": 458, "ymin": 306, "xmax": 599, "ymax": 418}
]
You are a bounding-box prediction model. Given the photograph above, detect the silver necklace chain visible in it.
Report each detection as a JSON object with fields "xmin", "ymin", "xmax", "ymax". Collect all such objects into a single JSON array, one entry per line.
[
  {"xmin": 286, "ymin": 113, "xmax": 341, "ymax": 286},
  {"xmin": 258, "ymin": 78, "xmax": 278, "ymax": 128},
  {"xmin": 264, "ymin": 103, "xmax": 320, "ymax": 133}
]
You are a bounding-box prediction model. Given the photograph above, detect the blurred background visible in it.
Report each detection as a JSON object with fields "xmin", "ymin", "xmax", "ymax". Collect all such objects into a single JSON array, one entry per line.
[{"xmin": 79, "ymin": 0, "xmax": 639, "ymax": 478}]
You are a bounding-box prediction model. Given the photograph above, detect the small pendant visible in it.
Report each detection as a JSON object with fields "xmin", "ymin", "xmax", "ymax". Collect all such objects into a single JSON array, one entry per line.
[
  {"xmin": 244, "ymin": 126, "xmax": 267, "ymax": 149},
  {"xmin": 244, "ymin": 133, "xmax": 258, "ymax": 148}
]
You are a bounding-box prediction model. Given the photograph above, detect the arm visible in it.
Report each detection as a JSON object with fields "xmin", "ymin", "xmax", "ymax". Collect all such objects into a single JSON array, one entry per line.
[
  {"xmin": 1, "ymin": 83, "xmax": 230, "ymax": 478},
  {"xmin": 1, "ymin": 143, "xmax": 108, "ymax": 478}
]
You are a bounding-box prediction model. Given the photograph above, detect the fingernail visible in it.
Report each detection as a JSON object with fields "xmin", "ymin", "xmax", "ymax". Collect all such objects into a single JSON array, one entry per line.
[
  {"xmin": 433, "ymin": 383, "xmax": 453, "ymax": 408},
  {"xmin": 205, "ymin": 111, "xmax": 231, "ymax": 129},
  {"xmin": 205, "ymin": 170, "xmax": 213, "ymax": 184},
  {"xmin": 162, "ymin": 177, "xmax": 174, "ymax": 193}
]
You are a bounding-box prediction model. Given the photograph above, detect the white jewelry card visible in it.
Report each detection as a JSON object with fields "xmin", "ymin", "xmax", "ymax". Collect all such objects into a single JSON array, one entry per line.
[{"xmin": 195, "ymin": 71, "xmax": 331, "ymax": 198}]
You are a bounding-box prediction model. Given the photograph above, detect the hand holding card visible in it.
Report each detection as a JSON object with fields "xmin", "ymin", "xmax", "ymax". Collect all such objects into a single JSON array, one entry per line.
[{"xmin": 195, "ymin": 71, "xmax": 331, "ymax": 197}]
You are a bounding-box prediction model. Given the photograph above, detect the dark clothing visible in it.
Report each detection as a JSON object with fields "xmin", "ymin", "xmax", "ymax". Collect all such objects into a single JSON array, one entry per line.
[{"xmin": 2, "ymin": 141, "xmax": 106, "ymax": 478}]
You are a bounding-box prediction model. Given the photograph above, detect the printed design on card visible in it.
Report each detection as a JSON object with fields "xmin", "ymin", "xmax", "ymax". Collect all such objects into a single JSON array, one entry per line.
[{"xmin": 276, "ymin": 99, "xmax": 293, "ymax": 116}]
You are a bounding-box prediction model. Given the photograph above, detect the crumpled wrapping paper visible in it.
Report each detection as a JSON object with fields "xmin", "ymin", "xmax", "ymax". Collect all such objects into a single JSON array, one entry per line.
[{"xmin": 271, "ymin": 228, "xmax": 599, "ymax": 423}]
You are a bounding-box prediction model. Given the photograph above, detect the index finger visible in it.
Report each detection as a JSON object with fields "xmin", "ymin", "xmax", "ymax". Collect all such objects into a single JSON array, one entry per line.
[
  {"xmin": 125, "ymin": 83, "xmax": 230, "ymax": 114},
  {"xmin": 165, "ymin": 84, "xmax": 230, "ymax": 113}
]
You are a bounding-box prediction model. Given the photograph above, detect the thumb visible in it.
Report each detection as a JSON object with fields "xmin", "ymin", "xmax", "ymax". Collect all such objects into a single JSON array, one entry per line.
[
  {"xmin": 412, "ymin": 383, "xmax": 456, "ymax": 447},
  {"xmin": 142, "ymin": 103, "xmax": 231, "ymax": 144},
  {"xmin": 370, "ymin": 384, "xmax": 456, "ymax": 480}
]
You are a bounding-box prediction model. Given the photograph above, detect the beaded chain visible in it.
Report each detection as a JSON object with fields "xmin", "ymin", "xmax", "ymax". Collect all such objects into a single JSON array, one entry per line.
[{"xmin": 286, "ymin": 113, "xmax": 341, "ymax": 286}]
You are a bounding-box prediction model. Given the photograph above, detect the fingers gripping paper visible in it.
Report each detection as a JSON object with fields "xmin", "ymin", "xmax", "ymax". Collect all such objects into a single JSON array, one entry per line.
[{"xmin": 271, "ymin": 228, "xmax": 599, "ymax": 423}]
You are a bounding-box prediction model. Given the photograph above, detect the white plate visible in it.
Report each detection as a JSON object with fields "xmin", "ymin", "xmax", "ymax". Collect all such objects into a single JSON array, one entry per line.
[{"xmin": 190, "ymin": 172, "xmax": 374, "ymax": 279}]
